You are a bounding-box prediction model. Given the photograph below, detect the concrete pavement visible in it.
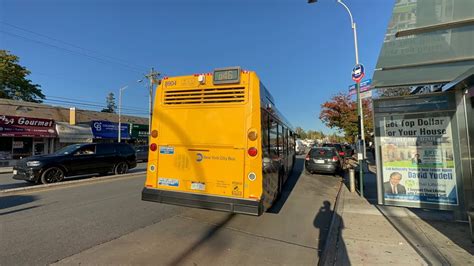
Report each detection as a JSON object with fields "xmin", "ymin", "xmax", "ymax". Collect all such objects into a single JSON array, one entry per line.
[
  {"xmin": 323, "ymin": 155, "xmax": 474, "ymax": 265},
  {"xmin": 54, "ymin": 158, "xmax": 342, "ymax": 265},
  {"xmin": 1, "ymin": 157, "xmax": 342, "ymax": 265}
]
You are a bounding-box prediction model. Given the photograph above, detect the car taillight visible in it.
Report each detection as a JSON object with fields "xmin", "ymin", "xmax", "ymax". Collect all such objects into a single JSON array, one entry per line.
[
  {"xmin": 248, "ymin": 147, "xmax": 258, "ymax": 157},
  {"xmin": 339, "ymin": 151, "xmax": 345, "ymax": 156},
  {"xmin": 150, "ymin": 143, "xmax": 157, "ymax": 151},
  {"xmin": 332, "ymin": 156, "xmax": 339, "ymax": 162},
  {"xmin": 305, "ymin": 154, "xmax": 310, "ymax": 161}
]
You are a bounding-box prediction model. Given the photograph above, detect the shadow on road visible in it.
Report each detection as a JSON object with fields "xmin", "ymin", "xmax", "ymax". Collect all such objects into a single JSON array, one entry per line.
[
  {"xmin": 0, "ymin": 195, "xmax": 39, "ymax": 210},
  {"xmin": 314, "ymin": 200, "xmax": 350, "ymax": 265},
  {"xmin": 169, "ymin": 213, "xmax": 235, "ymax": 266},
  {"xmin": 267, "ymin": 157, "xmax": 304, "ymax": 214}
]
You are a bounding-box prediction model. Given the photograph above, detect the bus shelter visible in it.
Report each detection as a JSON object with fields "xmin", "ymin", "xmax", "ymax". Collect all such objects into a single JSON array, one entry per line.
[{"xmin": 372, "ymin": 0, "xmax": 474, "ymax": 219}]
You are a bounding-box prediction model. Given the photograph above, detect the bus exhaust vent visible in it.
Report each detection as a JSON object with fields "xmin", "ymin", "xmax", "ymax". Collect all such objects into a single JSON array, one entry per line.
[{"xmin": 164, "ymin": 87, "xmax": 245, "ymax": 105}]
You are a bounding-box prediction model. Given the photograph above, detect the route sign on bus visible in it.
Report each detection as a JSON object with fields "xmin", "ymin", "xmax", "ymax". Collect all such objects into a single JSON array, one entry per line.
[
  {"xmin": 352, "ymin": 64, "xmax": 365, "ymax": 82},
  {"xmin": 213, "ymin": 67, "xmax": 241, "ymax": 84}
]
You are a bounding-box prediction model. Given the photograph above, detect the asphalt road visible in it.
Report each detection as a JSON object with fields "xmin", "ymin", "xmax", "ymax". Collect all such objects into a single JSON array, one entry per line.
[
  {"xmin": 0, "ymin": 162, "xmax": 148, "ymax": 190},
  {"xmin": 1, "ymin": 158, "xmax": 342, "ymax": 265}
]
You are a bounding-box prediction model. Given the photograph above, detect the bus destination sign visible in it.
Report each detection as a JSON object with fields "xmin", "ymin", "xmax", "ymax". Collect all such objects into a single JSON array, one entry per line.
[{"xmin": 213, "ymin": 67, "xmax": 241, "ymax": 84}]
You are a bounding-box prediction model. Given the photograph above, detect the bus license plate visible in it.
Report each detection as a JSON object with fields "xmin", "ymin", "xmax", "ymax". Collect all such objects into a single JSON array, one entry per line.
[
  {"xmin": 315, "ymin": 159, "xmax": 325, "ymax": 164},
  {"xmin": 191, "ymin": 182, "xmax": 205, "ymax": 191}
]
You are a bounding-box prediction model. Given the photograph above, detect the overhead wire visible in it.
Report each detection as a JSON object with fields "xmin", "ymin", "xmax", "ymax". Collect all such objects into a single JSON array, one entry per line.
[
  {"xmin": 0, "ymin": 21, "xmax": 149, "ymax": 71},
  {"xmin": 0, "ymin": 30, "xmax": 145, "ymax": 74}
]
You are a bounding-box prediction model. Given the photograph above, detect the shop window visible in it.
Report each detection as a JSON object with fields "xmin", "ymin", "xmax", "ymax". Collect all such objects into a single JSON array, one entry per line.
[
  {"xmin": 0, "ymin": 137, "xmax": 13, "ymax": 161},
  {"xmin": 12, "ymin": 137, "xmax": 33, "ymax": 159}
]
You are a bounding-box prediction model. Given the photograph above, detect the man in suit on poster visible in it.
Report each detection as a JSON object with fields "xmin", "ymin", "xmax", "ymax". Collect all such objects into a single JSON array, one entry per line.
[{"xmin": 384, "ymin": 172, "xmax": 407, "ymax": 195}]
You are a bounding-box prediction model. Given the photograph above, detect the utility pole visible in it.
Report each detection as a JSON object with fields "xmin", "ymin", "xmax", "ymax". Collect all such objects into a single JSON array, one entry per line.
[
  {"xmin": 144, "ymin": 68, "xmax": 160, "ymax": 136},
  {"xmin": 118, "ymin": 86, "xmax": 128, "ymax": 143}
]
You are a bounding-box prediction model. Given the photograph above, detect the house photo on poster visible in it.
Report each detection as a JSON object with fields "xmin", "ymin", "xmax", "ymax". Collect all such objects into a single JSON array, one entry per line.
[{"xmin": 379, "ymin": 114, "xmax": 458, "ymax": 206}]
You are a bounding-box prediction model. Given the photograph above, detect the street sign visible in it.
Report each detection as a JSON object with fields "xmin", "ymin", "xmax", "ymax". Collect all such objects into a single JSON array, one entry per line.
[
  {"xmin": 349, "ymin": 79, "xmax": 372, "ymax": 96},
  {"xmin": 351, "ymin": 64, "xmax": 365, "ymax": 82},
  {"xmin": 360, "ymin": 90, "xmax": 372, "ymax": 99}
]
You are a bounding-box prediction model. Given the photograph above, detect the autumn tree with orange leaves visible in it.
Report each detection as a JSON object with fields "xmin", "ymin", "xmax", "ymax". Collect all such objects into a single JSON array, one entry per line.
[{"xmin": 319, "ymin": 93, "xmax": 373, "ymax": 143}]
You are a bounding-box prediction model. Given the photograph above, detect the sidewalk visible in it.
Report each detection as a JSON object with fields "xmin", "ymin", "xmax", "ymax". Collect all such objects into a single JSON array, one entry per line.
[
  {"xmin": 324, "ymin": 155, "xmax": 474, "ymax": 265},
  {"xmin": 0, "ymin": 167, "xmax": 13, "ymax": 174}
]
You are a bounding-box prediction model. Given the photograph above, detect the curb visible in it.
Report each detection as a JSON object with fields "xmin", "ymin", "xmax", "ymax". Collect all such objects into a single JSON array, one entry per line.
[
  {"xmin": 0, "ymin": 168, "xmax": 13, "ymax": 174},
  {"xmin": 318, "ymin": 176, "xmax": 345, "ymax": 266},
  {"xmin": 0, "ymin": 171, "xmax": 146, "ymax": 195}
]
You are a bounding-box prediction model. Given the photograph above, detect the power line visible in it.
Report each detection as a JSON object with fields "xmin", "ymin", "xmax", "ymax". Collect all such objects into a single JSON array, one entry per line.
[
  {"xmin": 45, "ymin": 95, "xmax": 148, "ymax": 112},
  {"xmin": 0, "ymin": 21, "xmax": 149, "ymax": 71},
  {"xmin": 0, "ymin": 30, "xmax": 144, "ymax": 73},
  {"xmin": 43, "ymin": 98, "xmax": 148, "ymax": 113}
]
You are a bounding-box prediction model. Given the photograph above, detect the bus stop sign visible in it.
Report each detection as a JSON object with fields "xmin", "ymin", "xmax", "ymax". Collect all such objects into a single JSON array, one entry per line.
[{"xmin": 352, "ymin": 64, "xmax": 365, "ymax": 82}]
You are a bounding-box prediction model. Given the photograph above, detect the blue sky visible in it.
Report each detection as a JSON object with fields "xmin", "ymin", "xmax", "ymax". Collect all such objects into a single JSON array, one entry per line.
[{"xmin": 0, "ymin": 0, "xmax": 394, "ymax": 133}]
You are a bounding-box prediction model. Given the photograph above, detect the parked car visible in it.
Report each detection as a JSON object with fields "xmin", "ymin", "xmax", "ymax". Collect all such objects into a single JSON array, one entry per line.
[
  {"xmin": 134, "ymin": 145, "xmax": 149, "ymax": 162},
  {"xmin": 322, "ymin": 143, "xmax": 346, "ymax": 157},
  {"xmin": 305, "ymin": 147, "xmax": 342, "ymax": 175},
  {"xmin": 343, "ymin": 144, "xmax": 354, "ymax": 158},
  {"xmin": 12, "ymin": 143, "xmax": 137, "ymax": 184}
]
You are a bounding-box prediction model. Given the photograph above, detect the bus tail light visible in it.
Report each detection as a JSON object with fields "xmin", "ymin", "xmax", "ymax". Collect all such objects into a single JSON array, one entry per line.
[
  {"xmin": 248, "ymin": 131, "xmax": 258, "ymax": 141},
  {"xmin": 150, "ymin": 143, "xmax": 157, "ymax": 151},
  {"xmin": 151, "ymin": 130, "xmax": 158, "ymax": 138},
  {"xmin": 248, "ymin": 147, "xmax": 258, "ymax": 157}
]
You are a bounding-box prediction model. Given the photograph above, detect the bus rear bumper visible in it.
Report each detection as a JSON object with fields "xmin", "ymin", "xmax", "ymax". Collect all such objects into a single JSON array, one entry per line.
[{"xmin": 142, "ymin": 187, "xmax": 264, "ymax": 216}]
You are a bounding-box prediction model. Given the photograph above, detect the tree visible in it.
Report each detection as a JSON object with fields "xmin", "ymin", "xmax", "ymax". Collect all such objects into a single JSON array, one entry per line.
[
  {"xmin": 101, "ymin": 92, "xmax": 117, "ymax": 113},
  {"xmin": 0, "ymin": 50, "xmax": 44, "ymax": 103},
  {"xmin": 295, "ymin": 127, "xmax": 307, "ymax": 139},
  {"xmin": 319, "ymin": 93, "xmax": 373, "ymax": 143}
]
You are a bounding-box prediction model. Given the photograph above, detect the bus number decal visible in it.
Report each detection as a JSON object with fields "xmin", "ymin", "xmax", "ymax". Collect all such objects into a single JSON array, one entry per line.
[
  {"xmin": 160, "ymin": 146, "xmax": 175, "ymax": 155},
  {"xmin": 158, "ymin": 177, "xmax": 179, "ymax": 187}
]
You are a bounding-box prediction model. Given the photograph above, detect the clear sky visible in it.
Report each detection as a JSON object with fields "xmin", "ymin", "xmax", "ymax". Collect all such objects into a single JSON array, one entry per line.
[{"xmin": 0, "ymin": 0, "xmax": 394, "ymax": 133}]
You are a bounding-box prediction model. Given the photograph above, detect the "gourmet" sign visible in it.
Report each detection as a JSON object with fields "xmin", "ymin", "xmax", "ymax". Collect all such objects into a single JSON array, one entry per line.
[{"xmin": 0, "ymin": 115, "xmax": 57, "ymax": 137}]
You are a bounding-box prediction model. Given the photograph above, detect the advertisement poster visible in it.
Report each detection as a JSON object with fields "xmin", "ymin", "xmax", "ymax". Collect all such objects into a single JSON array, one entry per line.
[{"xmin": 380, "ymin": 116, "xmax": 458, "ymax": 206}]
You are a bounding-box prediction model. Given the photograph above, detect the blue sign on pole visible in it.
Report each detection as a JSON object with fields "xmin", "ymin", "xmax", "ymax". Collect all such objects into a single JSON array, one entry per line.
[
  {"xmin": 351, "ymin": 64, "xmax": 365, "ymax": 82},
  {"xmin": 91, "ymin": 120, "xmax": 130, "ymax": 139},
  {"xmin": 349, "ymin": 79, "xmax": 372, "ymax": 96}
]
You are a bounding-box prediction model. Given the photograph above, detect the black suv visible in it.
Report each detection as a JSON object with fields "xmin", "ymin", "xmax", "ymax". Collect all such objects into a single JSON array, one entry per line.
[{"xmin": 13, "ymin": 143, "xmax": 137, "ymax": 184}]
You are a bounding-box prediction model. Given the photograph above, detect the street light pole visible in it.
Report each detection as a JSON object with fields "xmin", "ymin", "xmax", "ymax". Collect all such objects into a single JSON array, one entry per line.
[
  {"xmin": 309, "ymin": 0, "xmax": 366, "ymax": 196},
  {"xmin": 118, "ymin": 86, "xmax": 128, "ymax": 143}
]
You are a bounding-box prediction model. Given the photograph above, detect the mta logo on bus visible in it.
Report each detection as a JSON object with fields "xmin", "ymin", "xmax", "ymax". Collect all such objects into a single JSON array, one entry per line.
[{"xmin": 196, "ymin": 153, "xmax": 203, "ymax": 162}]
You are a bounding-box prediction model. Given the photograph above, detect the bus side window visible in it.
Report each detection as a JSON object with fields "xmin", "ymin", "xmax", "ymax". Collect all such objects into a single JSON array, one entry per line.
[
  {"xmin": 261, "ymin": 111, "xmax": 270, "ymax": 157},
  {"xmin": 278, "ymin": 124, "xmax": 284, "ymax": 158},
  {"xmin": 270, "ymin": 119, "xmax": 278, "ymax": 158}
]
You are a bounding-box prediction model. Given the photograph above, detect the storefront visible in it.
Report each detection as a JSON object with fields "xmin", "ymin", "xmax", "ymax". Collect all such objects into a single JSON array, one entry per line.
[
  {"xmin": 130, "ymin": 124, "xmax": 149, "ymax": 144},
  {"xmin": 0, "ymin": 115, "xmax": 57, "ymax": 166},
  {"xmin": 91, "ymin": 120, "xmax": 130, "ymax": 142},
  {"xmin": 54, "ymin": 122, "xmax": 94, "ymax": 150}
]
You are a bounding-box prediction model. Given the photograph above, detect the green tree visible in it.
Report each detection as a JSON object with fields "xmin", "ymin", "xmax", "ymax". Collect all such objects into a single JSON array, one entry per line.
[
  {"xmin": 101, "ymin": 92, "xmax": 117, "ymax": 113},
  {"xmin": 295, "ymin": 127, "xmax": 307, "ymax": 139},
  {"xmin": 0, "ymin": 50, "xmax": 44, "ymax": 103}
]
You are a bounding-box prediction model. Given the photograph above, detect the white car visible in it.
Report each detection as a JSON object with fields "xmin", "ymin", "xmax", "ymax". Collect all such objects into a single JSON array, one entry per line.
[{"xmin": 296, "ymin": 139, "xmax": 306, "ymax": 155}]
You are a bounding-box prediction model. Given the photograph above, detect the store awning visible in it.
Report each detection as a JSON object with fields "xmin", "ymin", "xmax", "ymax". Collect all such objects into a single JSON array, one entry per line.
[
  {"xmin": 0, "ymin": 115, "xmax": 57, "ymax": 138},
  {"xmin": 56, "ymin": 122, "xmax": 93, "ymax": 143}
]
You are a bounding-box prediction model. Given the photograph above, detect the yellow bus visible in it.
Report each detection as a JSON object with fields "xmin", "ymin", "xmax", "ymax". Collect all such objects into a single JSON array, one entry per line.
[{"xmin": 142, "ymin": 67, "xmax": 296, "ymax": 215}]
